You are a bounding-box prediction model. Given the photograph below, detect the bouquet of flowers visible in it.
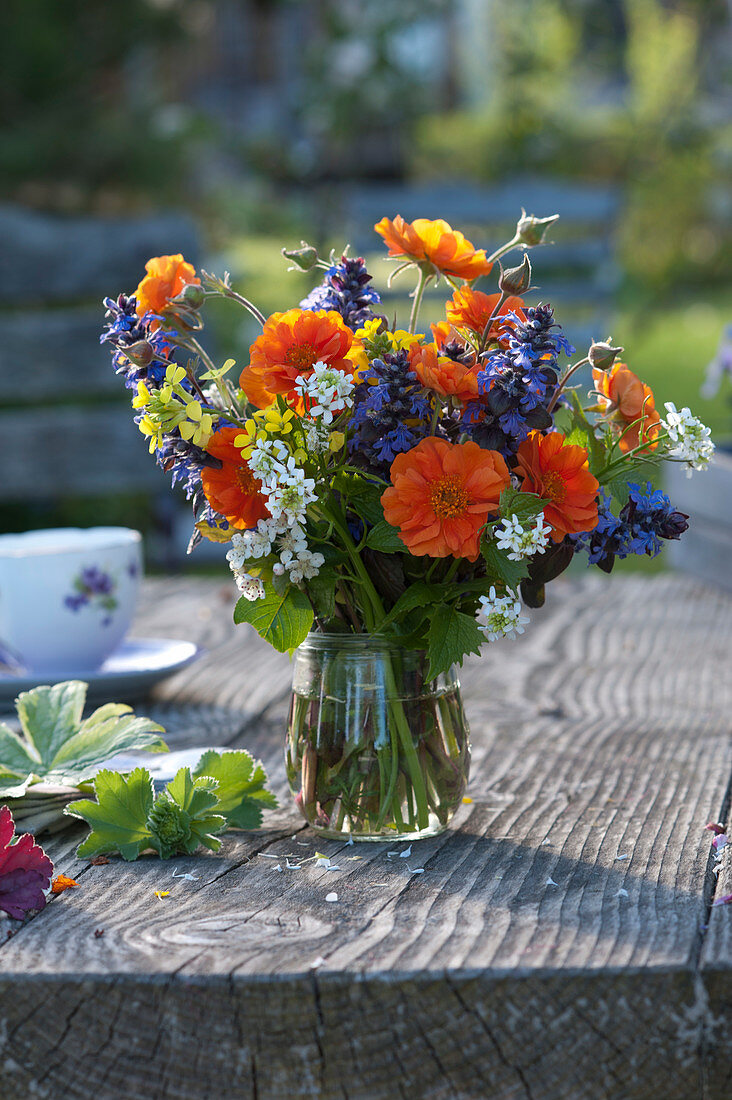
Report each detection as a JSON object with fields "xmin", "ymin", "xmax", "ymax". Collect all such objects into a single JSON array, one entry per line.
[{"xmin": 101, "ymin": 211, "xmax": 713, "ymax": 838}]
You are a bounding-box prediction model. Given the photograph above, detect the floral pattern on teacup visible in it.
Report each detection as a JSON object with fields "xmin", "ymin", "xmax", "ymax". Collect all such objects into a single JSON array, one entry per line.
[{"xmin": 64, "ymin": 566, "xmax": 118, "ymax": 627}]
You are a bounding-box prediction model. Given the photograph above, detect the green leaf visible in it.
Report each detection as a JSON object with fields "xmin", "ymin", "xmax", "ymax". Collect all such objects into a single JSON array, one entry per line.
[
  {"xmin": 47, "ymin": 705, "xmax": 167, "ymax": 782},
  {"xmin": 337, "ymin": 474, "xmax": 385, "ymax": 527},
  {"xmin": 0, "ymin": 682, "xmax": 168, "ymax": 788},
  {"xmin": 0, "ymin": 724, "xmax": 39, "ymax": 781},
  {"xmin": 16, "ymin": 681, "xmax": 87, "ymax": 767},
  {"xmin": 481, "ymin": 538, "xmax": 530, "ymax": 591},
  {"xmin": 157, "ymin": 767, "xmax": 225, "ymax": 856},
  {"xmin": 306, "ymin": 566, "xmax": 338, "ymax": 621},
  {"xmin": 498, "ymin": 488, "xmax": 550, "ymax": 523},
  {"xmin": 379, "ymin": 581, "xmax": 444, "ymax": 632},
  {"xmin": 365, "ymin": 519, "xmax": 406, "ymax": 554},
  {"xmin": 234, "ymin": 584, "xmax": 314, "ymax": 653},
  {"xmin": 68, "ymin": 768, "xmax": 155, "ymax": 861},
  {"xmin": 426, "ymin": 605, "xmax": 484, "ymax": 681},
  {"xmin": 565, "ymin": 389, "xmax": 604, "ymax": 474},
  {"xmin": 193, "ymin": 750, "xmax": 278, "ymax": 830}
]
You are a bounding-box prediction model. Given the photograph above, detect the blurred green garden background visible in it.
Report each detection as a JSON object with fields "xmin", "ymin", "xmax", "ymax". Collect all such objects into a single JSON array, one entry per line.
[{"xmin": 1, "ymin": 0, "xmax": 730, "ymax": 562}]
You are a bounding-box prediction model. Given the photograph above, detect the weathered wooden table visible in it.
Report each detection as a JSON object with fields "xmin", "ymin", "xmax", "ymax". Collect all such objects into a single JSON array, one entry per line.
[{"xmin": 1, "ymin": 574, "xmax": 730, "ymax": 1100}]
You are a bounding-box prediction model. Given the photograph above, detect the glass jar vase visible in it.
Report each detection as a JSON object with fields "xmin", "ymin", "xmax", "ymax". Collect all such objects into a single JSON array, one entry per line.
[{"xmin": 286, "ymin": 633, "xmax": 470, "ymax": 841}]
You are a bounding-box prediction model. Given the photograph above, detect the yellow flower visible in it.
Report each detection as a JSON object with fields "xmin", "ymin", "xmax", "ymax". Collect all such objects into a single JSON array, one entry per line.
[
  {"xmin": 388, "ymin": 329, "xmax": 423, "ymax": 352},
  {"xmin": 138, "ymin": 413, "xmax": 163, "ymax": 453},
  {"xmin": 355, "ymin": 318, "xmax": 382, "ymax": 342},
  {"xmin": 235, "ymin": 405, "xmax": 297, "ymax": 457},
  {"xmin": 132, "ymin": 381, "xmax": 151, "ymax": 410},
  {"xmin": 180, "ymin": 402, "xmax": 214, "ymax": 447}
]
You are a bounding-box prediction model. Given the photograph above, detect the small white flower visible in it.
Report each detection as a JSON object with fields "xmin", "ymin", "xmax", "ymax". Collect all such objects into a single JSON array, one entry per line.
[
  {"xmin": 661, "ymin": 402, "xmax": 714, "ymax": 477},
  {"xmin": 277, "ymin": 522, "xmax": 309, "ymax": 566},
  {"xmin": 495, "ymin": 512, "xmax": 552, "ymax": 561},
  {"xmin": 305, "ymin": 423, "xmax": 330, "ymax": 453},
  {"xmin": 247, "ymin": 437, "xmax": 290, "ymax": 481},
  {"xmin": 265, "ymin": 467, "xmax": 317, "ymax": 522},
  {"xmin": 295, "ymin": 362, "xmax": 354, "ymax": 424},
  {"xmin": 233, "ymin": 571, "xmax": 266, "ymax": 601},
  {"xmin": 477, "ymin": 586, "xmax": 530, "ymax": 642}
]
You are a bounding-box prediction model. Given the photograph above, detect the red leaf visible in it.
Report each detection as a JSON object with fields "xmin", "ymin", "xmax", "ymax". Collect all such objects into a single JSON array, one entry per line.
[{"xmin": 0, "ymin": 805, "xmax": 54, "ymax": 919}]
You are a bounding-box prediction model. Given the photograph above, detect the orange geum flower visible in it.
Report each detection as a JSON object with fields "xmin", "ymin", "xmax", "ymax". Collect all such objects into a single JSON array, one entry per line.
[
  {"xmin": 592, "ymin": 363, "xmax": 662, "ymax": 453},
  {"xmin": 515, "ymin": 431, "xmax": 599, "ymax": 542},
  {"xmin": 200, "ymin": 427, "xmax": 271, "ymax": 530},
  {"xmin": 408, "ymin": 342, "xmax": 481, "ymax": 405},
  {"xmin": 240, "ymin": 309, "xmax": 357, "ymax": 410},
  {"xmin": 134, "ymin": 254, "xmax": 200, "ymax": 319},
  {"xmin": 381, "ymin": 437, "xmax": 510, "ymax": 560},
  {"xmin": 374, "ymin": 216, "xmax": 493, "ymax": 281},
  {"xmin": 446, "ymin": 287, "xmax": 525, "ymax": 342}
]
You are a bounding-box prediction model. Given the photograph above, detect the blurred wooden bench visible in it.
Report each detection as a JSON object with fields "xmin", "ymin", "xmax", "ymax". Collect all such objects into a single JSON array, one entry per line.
[
  {"xmin": 338, "ymin": 177, "xmax": 621, "ymax": 350},
  {"xmin": 0, "ymin": 203, "xmax": 200, "ymax": 560}
]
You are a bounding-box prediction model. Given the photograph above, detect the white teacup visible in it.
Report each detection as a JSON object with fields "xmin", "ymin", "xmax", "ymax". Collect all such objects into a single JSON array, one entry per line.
[{"xmin": 0, "ymin": 527, "xmax": 143, "ymax": 675}]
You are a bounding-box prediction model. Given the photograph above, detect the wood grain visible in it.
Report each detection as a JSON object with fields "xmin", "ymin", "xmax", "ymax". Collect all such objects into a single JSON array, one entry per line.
[{"xmin": 1, "ymin": 574, "xmax": 730, "ymax": 1100}]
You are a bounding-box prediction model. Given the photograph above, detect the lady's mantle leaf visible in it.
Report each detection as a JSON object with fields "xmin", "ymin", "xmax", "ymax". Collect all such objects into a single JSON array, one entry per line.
[
  {"xmin": 148, "ymin": 768, "xmax": 225, "ymax": 858},
  {"xmin": 234, "ymin": 586, "xmax": 313, "ymax": 653},
  {"xmin": 0, "ymin": 805, "xmax": 54, "ymax": 918},
  {"xmin": 0, "ymin": 681, "xmax": 168, "ymax": 787},
  {"xmin": 427, "ymin": 605, "xmax": 484, "ymax": 681},
  {"xmin": 68, "ymin": 768, "xmax": 155, "ymax": 861},
  {"xmin": 193, "ymin": 750, "xmax": 278, "ymax": 830}
]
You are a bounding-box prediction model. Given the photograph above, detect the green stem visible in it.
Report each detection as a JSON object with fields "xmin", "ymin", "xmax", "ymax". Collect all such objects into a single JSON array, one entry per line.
[
  {"xmin": 208, "ymin": 287, "xmax": 267, "ymax": 327},
  {"xmin": 546, "ymin": 356, "xmax": 590, "ymax": 415},
  {"xmin": 188, "ymin": 337, "xmax": 232, "ymax": 410},
  {"xmin": 409, "ymin": 269, "xmax": 430, "ymax": 335},
  {"xmin": 486, "ymin": 234, "xmax": 521, "ymax": 265},
  {"xmin": 597, "ymin": 429, "xmax": 671, "ymax": 479},
  {"xmin": 478, "ymin": 289, "xmax": 508, "ymax": 352}
]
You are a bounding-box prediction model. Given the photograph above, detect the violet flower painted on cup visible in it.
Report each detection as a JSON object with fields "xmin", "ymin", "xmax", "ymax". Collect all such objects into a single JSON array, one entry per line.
[{"xmin": 64, "ymin": 566, "xmax": 118, "ymax": 626}]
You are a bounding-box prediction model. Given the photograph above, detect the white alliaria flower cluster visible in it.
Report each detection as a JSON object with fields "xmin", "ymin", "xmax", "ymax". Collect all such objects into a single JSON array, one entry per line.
[
  {"xmin": 477, "ymin": 587, "xmax": 530, "ymax": 642},
  {"xmin": 226, "ymin": 516, "xmax": 324, "ymax": 593},
  {"xmin": 305, "ymin": 422, "xmax": 331, "ymax": 454},
  {"xmin": 495, "ymin": 512, "xmax": 552, "ymax": 561},
  {"xmin": 661, "ymin": 402, "xmax": 715, "ymax": 477},
  {"xmin": 294, "ymin": 362, "xmax": 354, "ymax": 424},
  {"xmin": 271, "ymin": 523, "xmax": 325, "ymax": 584},
  {"xmin": 247, "ymin": 441, "xmax": 317, "ymax": 523}
]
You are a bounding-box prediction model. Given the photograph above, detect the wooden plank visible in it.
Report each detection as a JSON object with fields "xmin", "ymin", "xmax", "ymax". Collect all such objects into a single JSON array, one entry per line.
[
  {"xmin": 700, "ymin": 796, "xmax": 732, "ymax": 1096},
  {"xmin": 0, "ymin": 308, "xmax": 121, "ymax": 403},
  {"xmin": 0, "ymin": 575, "xmax": 730, "ymax": 1099},
  {"xmin": 0, "ymin": 204, "xmax": 199, "ymax": 305},
  {"xmin": 0, "ymin": 404, "xmax": 164, "ymax": 499}
]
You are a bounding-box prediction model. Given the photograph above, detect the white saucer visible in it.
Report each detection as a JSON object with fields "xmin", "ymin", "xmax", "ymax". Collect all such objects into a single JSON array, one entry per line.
[{"xmin": 0, "ymin": 637, "xmax": 201, "ymax": 707}]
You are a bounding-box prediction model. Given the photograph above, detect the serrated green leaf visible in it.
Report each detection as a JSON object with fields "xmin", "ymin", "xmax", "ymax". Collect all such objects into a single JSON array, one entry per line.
[
  {"xmin": 306, "ymin": 566, "xmax": 338, "ymax": 621},
  {"xmin": 234, "ymin": 585, "xmax": 313, "ymax": 653},
  {"xmin": 499, "ymin": 488, "xmax": 550, "ymax": 523},
  {"xmin": 337, "ymin": 474, "xmax": 386, "ymax": 526},
  {"xmin": 426, "ymin": 605, "xmax": 484, "ymax": 681},
  {"xmin": 379, "ymin": 582, "xmax": 444, "ymax": 632},
  {"xmin": 47, "ymin": 707, "xmax": 167, "ymax": 782},
  {"xmin": 193, "ymin": 750, "xmax": 278, "ymax": 831},
  {"xmin": 365, "ymin": 519, "xmax": 406, "ymax": 554},
  {"xmin": 158, "ymin": 767, "xmax": 225, "ymax": 855},
  {"xmin": 0, "ymin": 682, "xmax": 168, "ymax": 788},
  {"xmin": 68, "ymin": 768, "xmax": 155, "ymax": 861},
  {"xmin": 0, "ymin": 724, "xmax": 39, "ymax": 781},
  {"xmin": 602, "ymin": 475, "xmax": 632, "ymax": 507},
  {"xmin": 16, "ymin": 681, "xmax": 87, "ymax": 766},
  {"xmin": 565, "ymin": 389, "xmax": 604, "ymax": 474},
  {"xmin": 166, "ymin": 767, "xmax": 220, "ymax": 818},
  {"xmin": 481, "ymin": 538, "xmax": 530, "ymax": 590}
]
